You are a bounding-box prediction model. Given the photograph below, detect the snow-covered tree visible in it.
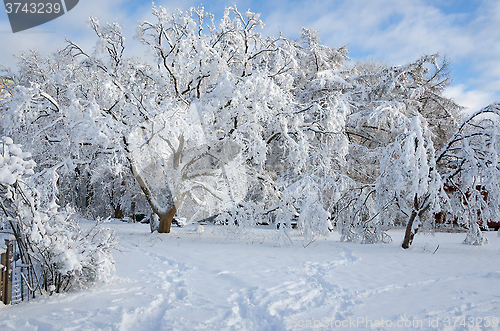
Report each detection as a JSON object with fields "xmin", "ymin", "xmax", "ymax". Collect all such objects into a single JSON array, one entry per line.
[
  {"xmin": 134, "ymin": 5, "xmax": 352, "ymax": 235},
  {"xmin": 376, "ymin": 116, "xmax": 448, "ymax": 248},
  {"xmin": 437, "ymin": 102, "xmax": 500, "ymax": 245},
  {"xmin": 316, "ymin": 53, "xmax": 462, "ymax": 245}
]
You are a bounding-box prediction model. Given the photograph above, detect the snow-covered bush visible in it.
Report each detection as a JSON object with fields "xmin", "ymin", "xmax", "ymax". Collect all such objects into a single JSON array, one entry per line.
[
  {"xmin": 284, "ymin": 178, "xmax": 331, "ymax": 242},
  {"xmin": 18, "ymin": 205, "xmax": 116, "ymax": 292},
  {"xmin": 335, "ymin": 185, "xmax": 388, "ymax": 244},
  {"xmin": 0, "ymin": 136, "xmax": 35, "ymax": 184},
  {"xmin": 216, "ymin": 202, "xmax": 264, "ymax": 241},
  {"xmin": 0, "ymin": 137, "xmax": 116, "ymax": 294}
]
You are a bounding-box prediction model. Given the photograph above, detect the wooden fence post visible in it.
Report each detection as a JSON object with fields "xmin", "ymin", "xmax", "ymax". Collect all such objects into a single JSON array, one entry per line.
[
  {"xmin": 1, "ymin": 240, "xmax": 13, "ymax": 305},
  {"xmin": 0, "ymin": 248, "xmax": 4, "ymax": 303}
]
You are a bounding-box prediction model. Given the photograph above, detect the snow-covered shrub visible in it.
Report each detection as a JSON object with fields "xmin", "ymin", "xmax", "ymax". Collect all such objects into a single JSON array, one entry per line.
[
  {"xmin": 269, "ymin": 177, "xmax": 334, "ymax": 246},
  {"xmin": 286, "ymin": 178, "xmax": 331, "ymax": 242},
  {"xmin": 335, "ymin": 185, "xmax": 389, "ymax": 244},
  {"xmin": 20, "ymin": 206, "xmax": 116, "ymax": 292},
  {"xmin": 0, "ymin": 136, "xmax": 35, "ymax": 184},
  {"xmin": 463, "ymin": 221, "xmax": 488, "ymax": 246},
  {"xmin": 216, "ymin": 202, "xmax": 263, "ymax": 240},
  {"xmin": 0, "ymin": 137, "xmax": 116, "ymax": 294}
]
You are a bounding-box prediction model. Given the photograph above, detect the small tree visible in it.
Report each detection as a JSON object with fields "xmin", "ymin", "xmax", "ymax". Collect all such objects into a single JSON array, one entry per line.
[
  {"xmin": 437, "ymin": 102, "xmax": 500, "ymax": 245},
  {"xmin": 375, "ymin": 116, "xmax": 448, "ymax": 248}
]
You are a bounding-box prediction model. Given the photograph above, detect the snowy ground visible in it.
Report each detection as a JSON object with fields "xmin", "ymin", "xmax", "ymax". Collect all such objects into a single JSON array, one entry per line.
[{"xmin": 1, "ymin": 221, "xmax": 499, "ymax": 330}]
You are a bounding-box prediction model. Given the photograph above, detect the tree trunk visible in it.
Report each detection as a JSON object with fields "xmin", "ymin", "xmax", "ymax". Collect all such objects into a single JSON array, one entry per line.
[
  {"xmin": 158, "ymin": 205, "xmax": 177, "ymax": 233},
  {"xmin": 1, "ymin": 240, "xmax": 13, "ymax": 304},
  {"xmin": 114, "ymin": 203, "xmax": 123, "ymax": 219},
  {"xmin": 402, "ymin": 194, "xmax": 431, "ymax": 249},
  {"xmin": 402, "ymin": 209, "xmax": 418, "ymax": 249}
]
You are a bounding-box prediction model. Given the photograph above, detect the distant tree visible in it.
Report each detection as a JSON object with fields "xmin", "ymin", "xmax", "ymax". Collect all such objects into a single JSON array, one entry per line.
[{"xmin": 0, "ymin": 48, "xmax": 145, "ymax": 220}]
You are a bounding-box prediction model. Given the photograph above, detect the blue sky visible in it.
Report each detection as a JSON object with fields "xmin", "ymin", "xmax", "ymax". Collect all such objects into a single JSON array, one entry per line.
[{"xmin": 1, "ymin": 0, "xmax": 499, "ymax": 112}]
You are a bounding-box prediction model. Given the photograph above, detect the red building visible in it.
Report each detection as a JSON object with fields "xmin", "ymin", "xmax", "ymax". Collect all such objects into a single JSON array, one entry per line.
[{"xmin": 436, "ymin": 184, "xmax": 499, "ymax": 230}]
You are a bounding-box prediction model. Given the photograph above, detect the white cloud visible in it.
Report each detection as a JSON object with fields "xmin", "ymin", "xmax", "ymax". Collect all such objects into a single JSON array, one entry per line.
[
  {"xmin": 260, "ymin": 0, "xmax": 476, "ymax": 62},
  {"xmin": 444, "ymin": 84, "xmax": 497, "ymax": 114}
]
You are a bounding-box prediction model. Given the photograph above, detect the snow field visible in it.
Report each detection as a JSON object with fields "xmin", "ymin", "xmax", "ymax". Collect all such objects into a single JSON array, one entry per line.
[{"xmin": 0, "ymin": 221, "xmax": 499, "ymax": 330}]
